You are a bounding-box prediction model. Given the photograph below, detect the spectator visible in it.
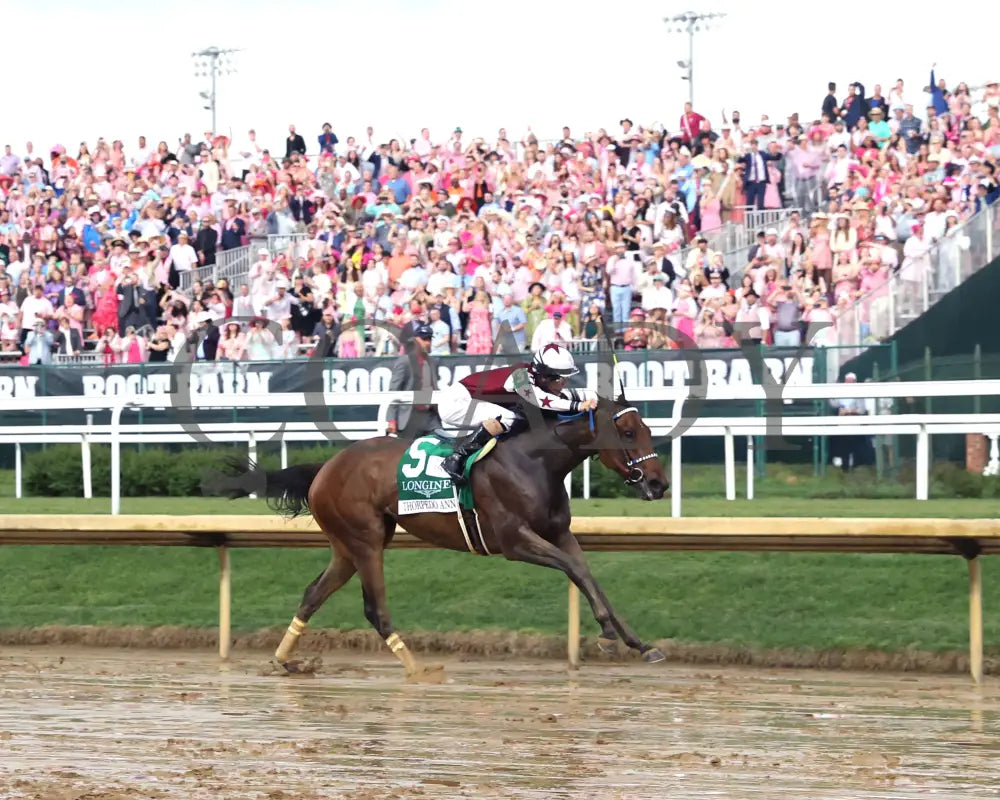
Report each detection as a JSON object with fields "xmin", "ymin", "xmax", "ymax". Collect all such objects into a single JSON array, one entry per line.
[
  {"xmin": 192, "ymin": 311, "xmax": 219, "ymax": 361},
  {"xmin": 168, "ymin": 231, "xmax": 198, "ymax": 275},
  {"xmin": 830, "ymin": 372, "xmax": 873, "ymax": 470},
  {"xmin": 530, "ymin": 310, "xmax": 572, "ymax": 351},
  {"xmin": 285, "ymin": 125, "xmax": 306, "ymax": 158},
  {"xmin": 18, "ymin": 283, "xmax": 53, "ymax": 348},
  {"xmin": 244, "ymin": 317, "xmax": 274, "ymax": 360},
  {"xmin": 492, "ymin": 291, "xmax": 527, "ymax": 350},
  {"xmin": 772, "ymin": 283, "xmax": 804, "ymax": 347},
  {"xmin": 0, "ymin": 77, "xmax": 994, "ymax": 369},
  {"xmin": 24, "ymin": 319, "xmax": 54, "ymax": 364},
  {"xmin": 462, "ymin": 289, "xmax": 493, "ymax": 354},
  {"xmin": 318, "ymin": 123, "xmax": 338, "ymax": 155},
  {"xmin": 54, "ymin": 315, "xmax": 83, "ymax": 357},
  {"xmin": 312, "ymin": 308, "xmax": 340, "ymax": 357}
]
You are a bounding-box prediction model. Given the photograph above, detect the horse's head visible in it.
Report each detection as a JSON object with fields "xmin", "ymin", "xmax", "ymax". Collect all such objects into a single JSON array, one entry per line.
[{"xmin": 593, "ymin": 396, "xmax": 668, "ymax": 501}]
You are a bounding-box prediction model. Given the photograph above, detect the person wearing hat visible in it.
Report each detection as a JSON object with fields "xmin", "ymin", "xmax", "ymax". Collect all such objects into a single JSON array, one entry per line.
[
  {"xmin": 191, "ymin": 310, "xmax": 219, "ymax": 361},
  {"xmin": 640, "ymin": 271, "xmax": 673, "ymax": 313},
  {"xmin": 868, "ymin": 106, "xmax": 891, "ymax": 148},
  {"xmin": 386, "ymin": 322, "xmax": 440, "ymax": 439},
  {"xmin": 937, "ymin": 209, "xmax": 970, "ymax": 294},
  {"xmin": 736, "ymin": 288, "xmax": 766, "ymax": 345},
  {"xmin": 900, "ymin": 219, "xmax": 931, "ymax": 317},
  {"xmin": 650, "ymin": 242, "xmax": 678, "ymax": 289}
]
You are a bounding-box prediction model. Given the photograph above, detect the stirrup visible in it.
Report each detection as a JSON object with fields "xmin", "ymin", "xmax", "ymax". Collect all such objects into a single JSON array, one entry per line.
[{"xmin": 442, "ymin": 454, "xmax": 468, "ymax": 486}]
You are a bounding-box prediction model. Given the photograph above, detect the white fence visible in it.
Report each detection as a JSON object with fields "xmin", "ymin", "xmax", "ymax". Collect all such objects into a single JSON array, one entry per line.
[{"xmin": 4, "ymin": 379, "xmax": 1000, "ymax": 516}]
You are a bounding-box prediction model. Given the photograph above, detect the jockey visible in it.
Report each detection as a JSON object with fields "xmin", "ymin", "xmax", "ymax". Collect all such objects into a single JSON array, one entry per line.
[{"xmin": 438, "ymin": 343, "xmax": 599, "ymax": 485}]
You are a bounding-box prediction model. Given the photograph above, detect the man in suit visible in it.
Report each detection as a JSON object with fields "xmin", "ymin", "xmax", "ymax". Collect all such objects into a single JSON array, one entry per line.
[
  {"xmin": 386, "ymin": 323, "xmax": 441, "ymax": 439},
  {"xmin": 192, "ymin": 311, "xmax": 219, "ymax": 361},
  {"xmin": 24, "ymin": 319, "xmax": 55, "ymax": 365},
  {"xmin": 312, "ymin": 308, "xmax": 340, "ymax": 357},
  {"xmin": 54, "ymin": 316, "xmax": 83, "ymax": 357},
  {"xmin": 738, "ymin": 139, "xmax": 781, "ymax": 210},
  {"xmin": 116, "ymin": 269, "xmax": 147, "ymax": 334}
]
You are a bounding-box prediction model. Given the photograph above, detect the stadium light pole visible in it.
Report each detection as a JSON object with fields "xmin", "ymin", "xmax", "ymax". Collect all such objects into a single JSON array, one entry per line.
[
  {"xmin": 663, "ymin": 11, "xmax": 726, "ymax": 108},
  {"xmin": 192, "ymin": 46, "xmax": 240, "ymax": 135}
]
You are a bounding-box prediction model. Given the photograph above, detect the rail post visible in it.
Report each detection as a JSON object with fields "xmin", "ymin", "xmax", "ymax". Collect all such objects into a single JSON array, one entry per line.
[
  {"xmin": 110, "ymin": 401, "xmax": 128, "ymax": 516},
  {"xmin": 968, "ymin": 555, "xmax": 983, "ymax": 684},
  {"xmin": 14, "ymin": 442, "xmax": 21, "ymax": 500},
  {"xmin": 670, "ymin": 434, "xmax": 682, "ymax": 518},
  {"xmin": 567, "ymin": 583, "xmax": 580, "ymax": 670},
  {"xmin": 219, "ymin": 546, "xmax": 232, "ymax": 660},
  {"xmin": 746, "ymin": 436, "xmax": 755, "ymax": 500},
  {"xmin": 724, "ymin": 427, "xmax": 735, "ymax": 500},
  {"xmin": 915, "ymin": 425, "xmax": 929, "ymax": 501},
  {"xmin": 81, "ymin": 414, "xmax": 93, "ymax": 500},
  {"xmin": 582, "ymin": 458, "xmax": 591, "ymax": 500},
  {"xmin": 247, "ymin": 432, "xmax": 258, "ymax": 500}
]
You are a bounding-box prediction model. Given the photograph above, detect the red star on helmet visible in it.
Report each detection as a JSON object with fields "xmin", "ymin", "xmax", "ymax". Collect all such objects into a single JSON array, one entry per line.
[
  {"xmin": 541, "ymin": 397, "xmax": 553, "ymax": 408},
  {"xmin": 542, "ymin": 343, "xmax": 564, "ymax": 354}
]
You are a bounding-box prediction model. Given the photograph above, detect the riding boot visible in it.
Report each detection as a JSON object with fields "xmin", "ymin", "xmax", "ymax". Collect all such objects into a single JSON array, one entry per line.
[{"xmin": 442, "ymin": 424, "xmax": 496, "ymax": 486}]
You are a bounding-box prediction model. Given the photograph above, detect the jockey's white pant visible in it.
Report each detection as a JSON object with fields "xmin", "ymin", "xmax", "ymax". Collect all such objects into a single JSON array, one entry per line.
[{"xmin": 437, "ymin": 382, "xmax": 517, "ymax": 433}]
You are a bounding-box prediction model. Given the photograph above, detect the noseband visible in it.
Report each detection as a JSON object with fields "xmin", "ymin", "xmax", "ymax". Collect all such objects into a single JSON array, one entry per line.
[{"xmin": 611, "ymin": 406, "xmax": 658, "ymax": 485}]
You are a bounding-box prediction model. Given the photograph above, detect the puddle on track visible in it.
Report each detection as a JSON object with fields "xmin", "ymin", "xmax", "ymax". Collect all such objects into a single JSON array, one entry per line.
[{"xmin": 0, "ymin": 646, "xmax": 998, "ymax": 799}]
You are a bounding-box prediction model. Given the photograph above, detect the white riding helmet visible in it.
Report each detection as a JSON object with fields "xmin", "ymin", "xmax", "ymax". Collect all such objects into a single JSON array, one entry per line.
[{"xmin": 530, "ymin": 343, "xmax": 579, "ymax": 379}]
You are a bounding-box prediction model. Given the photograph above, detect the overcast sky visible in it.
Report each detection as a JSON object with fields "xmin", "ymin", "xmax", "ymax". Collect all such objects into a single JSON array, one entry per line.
[{"xmin": 2, "ymin": 0, "xmax": 992, "ymax": 155}]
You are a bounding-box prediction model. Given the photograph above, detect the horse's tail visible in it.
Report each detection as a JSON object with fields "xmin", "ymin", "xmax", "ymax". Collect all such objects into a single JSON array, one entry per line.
[{"xmin": 202, "ymin": 455, "xmax": 324, "ymax": 519}]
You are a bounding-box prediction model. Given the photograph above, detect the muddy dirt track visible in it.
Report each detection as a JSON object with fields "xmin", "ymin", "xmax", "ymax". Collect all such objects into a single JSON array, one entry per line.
[{"xmin": 1, "ymin": 647, "xmax": 998, "ymax": 800}]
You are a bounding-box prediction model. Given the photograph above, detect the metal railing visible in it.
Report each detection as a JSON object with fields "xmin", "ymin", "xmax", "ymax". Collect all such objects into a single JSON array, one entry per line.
[
  {"xmin": 266, "ymin": 233, "xmax": 311, "ymax": 257},
  {"xmin": 177, "ymin": 233, "xmax": 312, "ymax": 292},
  {"xmin": 52, "ymin": 353, "xmax": 103, "ymax": 365},
  {"xmin": 743, "ymin": 207, "xmax": 803, "ymax": 235},
  {"xmin": 178, "ymin": 245, "xmax": 253, "ymax": 291},
  {"xmin": 840, "ymin": 205, "xmax": 997, "ymax": 349}
]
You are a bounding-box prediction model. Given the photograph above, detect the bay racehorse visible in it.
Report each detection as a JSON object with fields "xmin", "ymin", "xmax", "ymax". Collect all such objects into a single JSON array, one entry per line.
[{"xmin": 218, "ymin": 394, "xmax": 668, "ymax": 677}]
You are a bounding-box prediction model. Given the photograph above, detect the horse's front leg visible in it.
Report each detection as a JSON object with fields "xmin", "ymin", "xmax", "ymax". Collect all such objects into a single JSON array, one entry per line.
[{"xmin": 500, "ymin": 524, "xmax": 664, "ymax": 663}]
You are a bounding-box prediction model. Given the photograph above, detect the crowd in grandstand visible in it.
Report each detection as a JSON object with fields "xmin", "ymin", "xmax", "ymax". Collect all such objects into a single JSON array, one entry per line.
[{"xmin": 1, "ymin": 70, "xmax": 998, "ymax": 366}]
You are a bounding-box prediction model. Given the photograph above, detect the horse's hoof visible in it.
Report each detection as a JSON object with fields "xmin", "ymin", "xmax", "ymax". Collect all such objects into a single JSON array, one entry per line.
[
  {"xmin": 279, "ymin": 656, "xmax": 322, "ymax": 675},
  {"xmin": 406, "ymin": 663, "xmax": 446, "ymax": 684},
  {"xmin": 597, "ymin": 637, "xmax": 618, "ymax": 655},
  {"xmin": 642, "ymin": 648, "xmax": 666, "ymax": 664}
]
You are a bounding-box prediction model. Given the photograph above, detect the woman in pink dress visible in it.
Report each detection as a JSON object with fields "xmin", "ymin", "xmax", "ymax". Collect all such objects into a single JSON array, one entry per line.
[
  {"xmin": 764, "ymin": 162, "xmax": 783, "ymax": 209},
  {"xmin": 671, "ymin": 283, "xmax": 698, "ymax": 346},
  {"xmin": 808, "ymin": 214, "xmax": 833, "ymax": 289},
  {"xmin": 90, "ymin": 276, "xmax": 119, "ymax": 337},
  {"xmin": 699, "ymin": 186, "xmax": 723, "ymax": 232},
  {"xmin": 463, "ymin": 290, "xmax": 493, "ymax": 354}
]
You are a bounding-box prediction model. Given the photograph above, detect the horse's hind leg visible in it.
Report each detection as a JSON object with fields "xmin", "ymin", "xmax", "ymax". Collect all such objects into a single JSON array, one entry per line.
[{"xmin": 274, "ymin": 549, "xmax": 356, "ymax": 670}]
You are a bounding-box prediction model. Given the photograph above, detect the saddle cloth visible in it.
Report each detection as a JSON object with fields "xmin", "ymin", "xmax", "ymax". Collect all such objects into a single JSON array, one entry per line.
[
  {"xmin": 396, "ymin": 435, "xmax": 497, "ymax": 555},
  {"xmin": 396, "ymin": 435, "xmax": 495, "ymax": 516}
]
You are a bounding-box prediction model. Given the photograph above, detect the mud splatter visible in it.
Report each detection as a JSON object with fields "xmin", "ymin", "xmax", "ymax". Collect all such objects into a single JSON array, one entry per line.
[{"xmin": 0, "ymin": 646, "xmax": 998, "ymax": 799}]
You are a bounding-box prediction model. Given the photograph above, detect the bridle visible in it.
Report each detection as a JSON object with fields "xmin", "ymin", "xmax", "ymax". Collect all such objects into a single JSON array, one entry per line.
[
  {"xmin": 611, "ymin": 406, "xmax": 658, "ymax": 485},
  {"xmin": 554, "ymin": 402, "xmax": 657, "ymax": 486}
]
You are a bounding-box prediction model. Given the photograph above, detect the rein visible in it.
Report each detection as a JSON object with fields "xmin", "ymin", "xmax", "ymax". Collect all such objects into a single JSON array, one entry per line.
[{"xmin": 556, "ymin": 405, "xmax": 656, "ymax": 486}]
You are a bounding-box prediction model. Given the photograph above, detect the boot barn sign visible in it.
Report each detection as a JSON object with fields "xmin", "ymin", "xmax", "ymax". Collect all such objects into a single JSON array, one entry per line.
[{"xmin": 0, "ymin": 348, "xmax": 817, "ymax": 401}]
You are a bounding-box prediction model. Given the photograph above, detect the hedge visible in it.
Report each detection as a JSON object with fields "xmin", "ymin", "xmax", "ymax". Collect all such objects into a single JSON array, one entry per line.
[{"xmin": 19, "ymin": 443, "xmax": 1000, "ymax": 499}]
